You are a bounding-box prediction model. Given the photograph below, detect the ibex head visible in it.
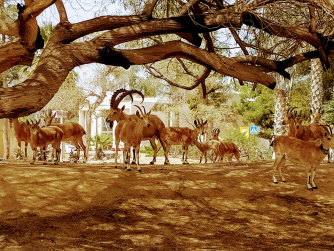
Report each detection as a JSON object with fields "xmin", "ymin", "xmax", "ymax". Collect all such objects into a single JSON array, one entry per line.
[
  {"xmin": 282, "ymin": 107, "xmax": 297, "ymax": 125},
  {"xmin": 27, "ymin": 119, "xmax": 41, "ymax": 136},
  {"xmin": 106, "ymin": 89, "xmax": 145, "ymax": 129},
  {"xmin": 194, "ymin": 119, "xmax": 207, "ymax": 135},
  {"xmin": 311, "ymin": 107, "xmax": 324, "ymax": 123},
  {"xmin": 134, "ymin": 105, "xmax": 151, "ymax": 128},
  {"xmin": 211, "ymin": 128, "xmax": 220, "ymax": 140}
]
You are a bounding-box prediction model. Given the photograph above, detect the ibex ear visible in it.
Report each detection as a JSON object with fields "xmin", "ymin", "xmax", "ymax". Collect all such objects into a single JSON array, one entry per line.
[
  {"xmin": 147, "ymin": 110, "xmax": 151, "ymax": 115},
  {"xmin": 136, "ymin": 110, "xmax": 140, "ymax": 116},
  {"xmin": 26, "ymin": 120, "xmax": 30, "ymax": 125},
  {"xmin": 204, "ymin": 120, "xmax": 207, "ymax": 125},
  {"xmin": 122, "ymin": 105, "xmax": 125, "ymax": 111},
  {"xmin": 194, "ymin": 120, "xmax": 198, "ymax": 126}
]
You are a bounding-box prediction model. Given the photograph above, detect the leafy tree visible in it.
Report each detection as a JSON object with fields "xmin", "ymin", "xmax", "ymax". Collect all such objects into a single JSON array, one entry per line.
[
  {"xmin": 90, "ymin": 133, "xmax": 113, "ymax": 151},
  {"xmin": 233, "ymin": 84, "xmax": 275, "ymax": 139}
]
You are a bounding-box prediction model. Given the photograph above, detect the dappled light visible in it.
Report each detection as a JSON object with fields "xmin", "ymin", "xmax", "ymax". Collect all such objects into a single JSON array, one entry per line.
[{"xmin": 1, "ymin": 160, "xmax": 334, "ymax": 249}]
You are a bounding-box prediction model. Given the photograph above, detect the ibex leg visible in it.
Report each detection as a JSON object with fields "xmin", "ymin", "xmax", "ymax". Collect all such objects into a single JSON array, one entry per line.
[
  {"xmin": 77, "ymin": 137, "xmax": 87, "ymax": 162},
  {"xmin": 164, "ymin": 143, "xmax": 171, "ymax": 165},
  {"xmin": 149, "ymin": 137, "xmax": 158, "ymax": 165},
  {"xmin": 272, "ymin": 154, "xmax": 285, "ymax": 183}
]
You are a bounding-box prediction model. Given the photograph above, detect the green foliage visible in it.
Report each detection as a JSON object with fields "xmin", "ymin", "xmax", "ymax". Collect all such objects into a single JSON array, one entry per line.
[
  {"xmin": 140, "ymin": 145, "xmax": 164, "ymax": 157},
  {"xmin": 289, "ymin": 76, "xmax": 311, "ymax": 123},
  {"xmin": 225, "ymin": 129, "xmax": 272, "ymax": 161},
  {"xmin": 233, "ymin": 84, "xmax": 275, "ymax": 139},
  {"xmin": 90, "ymin": 133, "xmax": 113, "ymax": 150},
  {"xmin": 323, "ymin": 91, "xmax": 334, "ymax": 124}
]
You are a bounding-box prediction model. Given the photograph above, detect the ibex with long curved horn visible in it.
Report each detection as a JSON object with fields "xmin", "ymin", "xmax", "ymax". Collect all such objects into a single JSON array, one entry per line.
[
  {"xmin": 115, "ymin": 105, "xmax": 151, "ymax": 171},
  {"xmin": 106, "ymin": 89, "xmax": 166, "ymax": 165}
]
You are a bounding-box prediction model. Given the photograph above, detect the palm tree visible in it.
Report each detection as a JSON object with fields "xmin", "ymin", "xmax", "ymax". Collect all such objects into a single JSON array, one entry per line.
[{"xmin": 310, "ymin": 58, "xmax": 324, "ymax": 123}]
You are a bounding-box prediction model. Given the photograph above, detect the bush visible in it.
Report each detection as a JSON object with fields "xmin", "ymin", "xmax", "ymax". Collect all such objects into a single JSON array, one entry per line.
[{"xmin": 225, "ymin": 128, "xmax": 272, "ymax": 161}]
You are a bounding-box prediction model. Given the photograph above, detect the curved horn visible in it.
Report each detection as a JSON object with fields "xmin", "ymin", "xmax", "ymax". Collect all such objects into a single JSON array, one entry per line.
[
  {"xmin": 319, "ymin": 124, "xmax": 332, "ymax": 135},
  {"xmin": 114, "ymin": 90, "xmax": 145, "ymax": 108},
  {"xmin": 142, "ymin": 106, "xmax": 147, "ymax": 114},
  {"xmin": 326, "ymin": 124, "xmax": 333, "ymax": 135},
  {"xmin": 134, "ymin": 105, "xmax": 144, "ymax": 114},
  {"xmin": 290, "ymin": 107, "xmax": 297, "ymax": 114},
  {"xmin": 110, "ymin": 88, "xmax": 127, "ymax": 108}
]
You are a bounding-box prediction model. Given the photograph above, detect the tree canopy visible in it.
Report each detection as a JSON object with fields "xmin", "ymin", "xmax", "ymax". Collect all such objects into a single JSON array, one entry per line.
[{"xmin": 1, "ymin": 0, "xmax": 334, "ymax": 118}]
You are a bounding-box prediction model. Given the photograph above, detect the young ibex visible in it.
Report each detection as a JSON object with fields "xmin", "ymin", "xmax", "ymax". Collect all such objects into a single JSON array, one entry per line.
[
  {"xmin": 161, "ymin": 119, "xmax": 207, "ymax": 164},
  {"xmin": 211, "ymin": 128, "xmax": 241, "ymax": 163},
  {"xmin": 43, "ymin": 112, "xmax": 87, "ymax": 162},
  {"xmin": 271, "ymin": 125, "xmax": 333, "ymax": 190},
  {"xmin": 115, "ymin": 105, "xmax": 151, "ymax": 171},
  {"xmin": 192, "ymin": 139, "xmax": 221, "ymax": 163},
  {"xmin": 27, "ymin": 119, "xmax": 64, "ymax": 165},
  {"xmin": 106, "ymin": 89, "xmax": 165, "ymax": 165},
  {"xmin": 11, "ymin": 118, "xmax": 31, "ymax": 159}
]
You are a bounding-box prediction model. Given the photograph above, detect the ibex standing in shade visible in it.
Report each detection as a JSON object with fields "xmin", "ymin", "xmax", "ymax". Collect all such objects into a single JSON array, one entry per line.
[
  {"xmin": 43, "ymin": 111, "xmax": 87, "ymax": 162},
  {"xmin": 271, "ymin": 125, "xmax": 333, "ymax": 190},
  {"xmin": 11, "ymin": 118, "xmax": 31, "ymax": 159},
  {"xmin": 106, "ymin": 89, "xmax": 165, "ymax": 165},
  {"xmin": 115, "ymin": 105, "xmax": 151, "ymax": 171},
  {"xmin": 27, "ymin": 119, "xmax": 64, "ymax": 165},
  {"xmin": 211, "ymin": 128, "xmax": 241, "ymax": 163},
  {"xmin": 160, "ymin": 119, "xmax": 207, "ymax": 165}
]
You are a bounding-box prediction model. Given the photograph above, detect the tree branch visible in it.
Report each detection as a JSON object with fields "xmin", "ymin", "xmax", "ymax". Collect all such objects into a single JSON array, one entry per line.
[{"xmin": 55, "ymin": 0, "xmax": 68, "ymax": 24}]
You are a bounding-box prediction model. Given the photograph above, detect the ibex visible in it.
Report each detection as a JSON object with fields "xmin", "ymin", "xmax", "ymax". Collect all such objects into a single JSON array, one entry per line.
[
  {"xmin": 11, "ymin": 118, "xmax": 31, "ymax": 159},
  {"xmin": 27, "ymin": 119, "xmax": 64, "ymax": 165},
  {"xmin": 271, "ymin": 125, "xmax": 333, "ymax": 190},
  {"xmin": 106, "ymin": 89, "xmax": 165, "ymax": 165},
  {"xmin": 115, "ymin": 105, "xmax": 151, "ymax": 171},
  {"xmin": 192, "ymin": 139, "xmax": 221, "ymax": 163},
  {"xmin": 282, "ymin": 107, "xmax": 298, "ymax": 137},
  {"xmin": 43, "ymin": 112, "xmax": 87, "ymax": 162},
  {"xmin": 161, "ymin": 119, "xmax": 207, "ymax": 164},
  {"xmin": 211, "ymin": 128, "xmax": 241, "ymax": 163}
]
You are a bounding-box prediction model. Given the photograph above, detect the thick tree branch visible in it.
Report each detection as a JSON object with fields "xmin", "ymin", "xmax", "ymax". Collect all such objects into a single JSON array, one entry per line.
[
  {"xmin": 55, "ymin": 0, "xmax": 68, "ymax": 23},
  {"xmin": 142, "ymin": 0, "xmax": 159, "ymax": 17}
]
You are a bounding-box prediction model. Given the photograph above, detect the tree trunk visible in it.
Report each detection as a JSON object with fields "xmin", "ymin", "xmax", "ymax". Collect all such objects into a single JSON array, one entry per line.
[
  {"xmin": 310, "ymin": 58, "xmax": 323, "ymax": 123},
  {"xmin": 85, "ymin": 110, "xmax": 93, "ymax": 160},
  {"xmin": 273, "ymin": 74, "xmax": 290, "ymax": 137}
]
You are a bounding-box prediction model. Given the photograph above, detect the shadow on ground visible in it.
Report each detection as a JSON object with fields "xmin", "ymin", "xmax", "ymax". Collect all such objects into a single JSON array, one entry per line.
[{"xmin": 0, "ymin": 159, "xmax": 334, "ymax": 250}]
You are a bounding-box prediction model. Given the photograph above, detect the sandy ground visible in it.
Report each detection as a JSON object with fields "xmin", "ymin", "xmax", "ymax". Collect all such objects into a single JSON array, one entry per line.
[{"xmin": 1, "ymin": 156, "xmax": 334, "ymax": 250}]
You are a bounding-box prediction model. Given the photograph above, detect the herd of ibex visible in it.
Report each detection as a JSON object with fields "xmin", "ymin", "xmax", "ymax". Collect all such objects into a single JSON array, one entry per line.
[{"xmin": 9, "ymin": 88, "xmax": 334, "ymax": 190}]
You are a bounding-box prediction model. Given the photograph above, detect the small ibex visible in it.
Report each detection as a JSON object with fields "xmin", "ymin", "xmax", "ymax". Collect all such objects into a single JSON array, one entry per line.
[
  {"xmin": 161, "ymin": 119, "xmax": 207, "ymax": 164},
  {"xmin": 10, "ymin": 118, "xmax": 31, "ymax": 159},
  {"xmin": 27, "ymin": 119, "xmax": 64, "ymax": 165},
  {"xmin": 192, "ymin": 139, "xmax": 221, "ymax": 163},
  {"xmin": 211, "ymin": 128, "xmax": 241, "ymax": 163},
  {"xmin": 43, "ymin": 111, "xmax": 87, "ymax": 162},
  {"xmin": 115, "ymin": 105, "xmax": 151, "ymax": 171},
  {"xmin": 271, "ymin": 125, "xmax": 333, "ymax": 190}
]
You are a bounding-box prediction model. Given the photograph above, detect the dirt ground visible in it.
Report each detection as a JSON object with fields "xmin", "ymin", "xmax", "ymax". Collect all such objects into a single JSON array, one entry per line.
[{"xmin": 1, "ymin": 157, "xmax": 334, "ymax": 250}]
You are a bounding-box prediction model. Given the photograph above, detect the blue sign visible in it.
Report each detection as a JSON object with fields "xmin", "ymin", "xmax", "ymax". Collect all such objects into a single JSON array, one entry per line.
[{"xmin": 250, "ymin": 126, "xmax": 258, "ymax": 134}]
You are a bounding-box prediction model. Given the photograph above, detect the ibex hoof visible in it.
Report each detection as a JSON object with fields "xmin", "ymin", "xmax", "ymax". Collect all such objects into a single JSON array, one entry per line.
[
  {"xmin": 115, "ymin": 166, "xmax": 118, "ymax": 168},
  {"xmin": 127, "ymin": 169, "xmax": 131, "ymax": 171},
  {"xmin": 138, "ymin": 170, "xmax": 142, "ymax": 172},
  {"xmin": 43, "ymin": 163, "xmax": 47, "ymax": 165},
  {"xmin": 30, "ymin": 162, "xmax": 34, "ymax": 165},
  {"xmin": 54, "ymin": 162, "xmax": 58, "ymax": 165},
  {"xmin": 149, "ymin": 162, "xmax": 154, "ymax": 165},
  {"xmin": 282, "ymin": 181, "xmax": 287, "ymax": 183},
  {"xmin": 313, "ymin": 186, "xmax": 318, "ymax": 189},
  {"xmin": 164, "ymin": 162, "xmax": 170, "ymax": 165},
  {"xmin": 308, "ymin": 188, "xmax": 313, "ymax": 191},
  {"xmin": 131, "ymin": 162, "xmax": 136, "ymax": 164},
  {"xmin": 274, "ymin": 181, "xmax": 278, "ymax": 184}
]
